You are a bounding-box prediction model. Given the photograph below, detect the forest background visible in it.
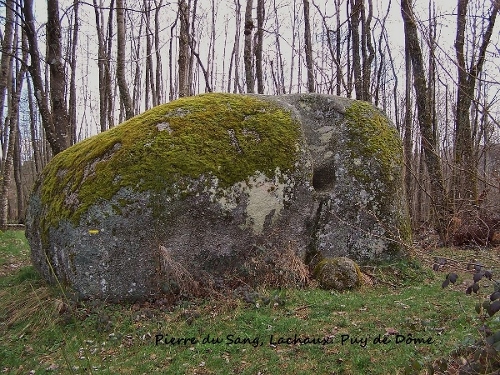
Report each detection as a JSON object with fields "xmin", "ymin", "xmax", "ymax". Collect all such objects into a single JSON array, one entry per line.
[{"xmin": 0, "ymin": 0, "xmax": 499, "ymax": 245}]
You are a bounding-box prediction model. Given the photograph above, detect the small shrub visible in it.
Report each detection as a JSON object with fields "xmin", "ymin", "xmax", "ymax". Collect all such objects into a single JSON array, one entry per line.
[{"xmin": 437, "ymin": 260, "xmax": 500, "ymax": 374}]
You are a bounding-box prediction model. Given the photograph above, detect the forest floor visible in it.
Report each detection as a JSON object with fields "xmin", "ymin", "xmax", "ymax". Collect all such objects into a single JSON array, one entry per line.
[{"xmin": 0, "ymin": 230, "xmax": 499, "ymax": 374}]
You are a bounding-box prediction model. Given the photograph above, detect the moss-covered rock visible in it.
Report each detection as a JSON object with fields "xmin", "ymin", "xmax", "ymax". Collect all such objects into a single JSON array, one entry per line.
[
  {"xmin": 35, "ymin": 93, "xmax": 302, "ymax": 239},
  {"xmin": 26, "ymin": 93, "xmax": 410, "ymax": 302},
  {"xmin": 313, "ymin": 257, "xmax": 362, "ymax": 291}
]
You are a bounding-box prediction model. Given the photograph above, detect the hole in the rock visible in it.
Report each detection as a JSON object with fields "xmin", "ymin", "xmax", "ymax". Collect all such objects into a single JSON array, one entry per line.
[{"xmin": 312, "ymin": 162, "xmax": 336, "ymax": 191}]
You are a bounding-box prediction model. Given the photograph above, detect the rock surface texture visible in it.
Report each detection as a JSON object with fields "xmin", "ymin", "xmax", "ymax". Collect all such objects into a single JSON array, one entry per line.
[
  {"xmin": 313, "ymin": 257, "xmax": 362, "ymax": 291},
  {"xmin": 26, "ymin": 93, "xmax": 411, "ymax": 302}
]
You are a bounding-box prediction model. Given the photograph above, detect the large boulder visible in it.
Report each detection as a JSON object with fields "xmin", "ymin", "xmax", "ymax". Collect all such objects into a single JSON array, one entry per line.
[{"xmin": 26, "ymin": 93, "xmax": 411, "ymax": 302}]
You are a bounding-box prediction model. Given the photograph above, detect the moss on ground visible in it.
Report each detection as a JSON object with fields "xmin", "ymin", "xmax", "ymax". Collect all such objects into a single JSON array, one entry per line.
[{"xmin": 38, "ymin": 93, "xmax": 301, "ymax": 235}]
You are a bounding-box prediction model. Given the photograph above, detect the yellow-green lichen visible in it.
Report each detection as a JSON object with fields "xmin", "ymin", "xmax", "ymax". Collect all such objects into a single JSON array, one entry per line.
[
  {"xmin": 38, "ymin": 93, "xmax": 302, "ymax": 237},
  {"xmin": 344, "ymin": 101, "xmax": 403, "ymax": 189}
]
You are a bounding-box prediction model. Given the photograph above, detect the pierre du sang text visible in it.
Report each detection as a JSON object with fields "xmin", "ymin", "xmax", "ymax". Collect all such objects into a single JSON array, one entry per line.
[{"xmin": 155, "ymin": 332, "xmax": 434, "ymax": 348}]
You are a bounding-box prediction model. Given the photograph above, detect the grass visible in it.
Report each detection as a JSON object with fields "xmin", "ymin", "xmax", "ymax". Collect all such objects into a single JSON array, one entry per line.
[
  {"xmin": 0, "ymin": 230, "xmax": 30, "ymax": 270},
  {"xmin": 1, "ymin": 230, "xmax": 498, "ymax": 374}
]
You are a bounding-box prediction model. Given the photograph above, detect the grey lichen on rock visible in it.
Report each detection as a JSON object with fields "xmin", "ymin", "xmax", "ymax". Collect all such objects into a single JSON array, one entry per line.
[
  {"xmin": 26, "ymin": 92, "xmax": 411, "ymax": 302},
  {"xmin": 313, "ymin": 257, "xmax": 362, "ymax": 291}
]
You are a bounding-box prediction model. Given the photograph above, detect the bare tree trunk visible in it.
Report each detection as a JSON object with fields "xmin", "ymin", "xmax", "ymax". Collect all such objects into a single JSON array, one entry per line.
[
  {"xmin": 93, "ymin": 0, "xmax": 112, "ymax": 132},
  {"xmin": 235, "ymin": 0, "xmax": 242, "ymax": 93},
  {"xmin": 271, "ymin": 0, "xmax": 284, "ymax": 94},
  {"xmin": 13, "ymin": 125, "xmax": 23, "ymax": 222},
  {"xmin": 188, "ymin": 0, "xmax": 198, "ymax": 93},
  {"xmin": 349, "ymin": 0, "xmax": 373, "ymax": 101},
  {"xmin": 416, "ymin": 144, "xmax": 424, "ymax": 224},
  {"xmin": 335, "ymin": 0, "xmax": 342, "ymax": 96},
  {"xmin": 401, "ymin": 0, "xmax": 450, "ymax": 242},
  {"xmin": 144, "ymin": 0, "xmax": 156, "ymax": 109},
  {"xmin": 374, "ymin": 0, "xmax": 391, "ymax": 107},
  {"xmin": 208, "ymin": 0, "xmax": 216, "ymax": 90},
  {"xmin": 227, "ymin": 30, "xmax": 235, "ymax": 92},
  {"xmin": 154, "ymin": 0, "xmax": 164, "ymax": 104},
  {"xmin": 428, "ymin": 0, "xmax": 438, "ymax": 181},
  {"xmin": 0, "ymin": 0, "xmax": 15, "ymax": 155},
  {"xmin": 0, "ymin": 33, "xmax": 26, "ymax": 230},
  {"xmin": 116, "ymin": 0, "xmax": 134, "ymax": 119},
  {"xmin": 229, "ymin": 0, "xmax": 242, "ymax": 93},
  {"xmin": 453, "ymin": 0, "xmax": 498, "ymax": 207},
  {"xmin": 23, "ymin": 0, "xmax": 70, "ymax": 155},
  {"xmin": 169, "ymin": 13, "xmax": 179, "ymax": 101},
  {"xmin": 27, "ymin": 77, "xmax": 41, "ymax": 174},
  {"xmin": 47, "ymin": 0, "xmax": 71, "ymax": 149},
  {"xmin": 244, "ymin": 0, "xmax": 255, "ymax": 93},
  {"xmin": 178, "ymin": 0, "xmax": 191, "ymax": 97},
  {"xmin": 255, "ymin": 0, "xmax": 265, "ymax": 93},
  {"xmin": 403, "ymin": 21, "xmax": 413, "ymax": 225},
  {"xmin": 180, "ymin": 0, "xmax": 211, "ymax": 93},
  {"xmin": 269, "ymin": 59, "xmax": 278, "ymax": 94},
  {"xmin": 69, "ymin": 0, "xmax": 79, "ymax": 144},
  {"xmin": 384, "ymin": 28, "xmax": 399, "ymax": 130},
  {"xmin": 131, "ymin": 14, "xmax": 144, "ymax": 114},
  {"xmin": 303, "ymin": 0, "xmax": 314, "ymax": 93},
  {"xmin": 361, "ymin": 0, "xmax": 374, "ymax": 101},
  {"xmin": 106, "ymin": 1, "xmax": 114, "ymax": 128},
  {"xmin": 297, "ymin": 29, "xmax": 302, "ymax": 92},
  {"xmin": 350, "ymin": 0, "xmax": 362, "ymax": 99},
  {"xmin": 344, "ymin": 2, "xmax": 352, "ymax": 96},
  {"xmin": 0, "ymin": 115, "xmax": 17, "ymax": 229},
  {"xmin": 288, "ymin": 0, "xmax": 297, "ymax": 94}
]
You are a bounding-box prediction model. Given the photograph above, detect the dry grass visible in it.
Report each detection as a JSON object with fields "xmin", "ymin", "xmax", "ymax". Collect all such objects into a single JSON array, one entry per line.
[
  {"xmin": 159, "ymin": 245, "xmax": 202, "ymax": 296},
  {"xmin": 157, "ymin": 239, "xmax": 311, "ymax": 302},
  {"xmin": 0, "ymin": 282, "xmax": 57, "ymax": 336},
  {"xmin": 243, "ymin": 240, "xmax": 311, "ymax": 289}
]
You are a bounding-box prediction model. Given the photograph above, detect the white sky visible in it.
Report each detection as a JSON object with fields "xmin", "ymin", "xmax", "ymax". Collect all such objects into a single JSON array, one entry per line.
[{"xmin": 5, "ymin": 0, "xmax": 500, "ymax": 143}]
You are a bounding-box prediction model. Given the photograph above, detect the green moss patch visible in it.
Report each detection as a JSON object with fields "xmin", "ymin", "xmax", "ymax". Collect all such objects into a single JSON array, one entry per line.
[
  {"xmin": 313, "ymin": 257, "xmax": 362, "ymax": 291},
  {"xmin": 39, "ymin": 93, "xmax": 301, "ymax": 232},
  {"xmin": 344, "ymin": 101, "xmax": 403, "ymax": 188}
]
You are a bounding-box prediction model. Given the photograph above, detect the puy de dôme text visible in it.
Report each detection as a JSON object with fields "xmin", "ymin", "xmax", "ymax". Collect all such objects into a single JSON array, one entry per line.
[{"xmin": 154, "ymin": 333, "xmax": 434, "ymax": 348}]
